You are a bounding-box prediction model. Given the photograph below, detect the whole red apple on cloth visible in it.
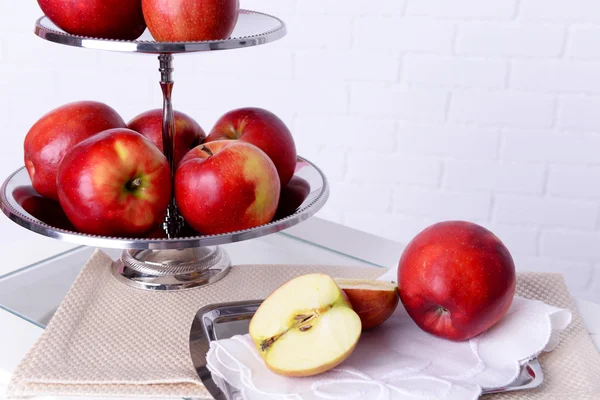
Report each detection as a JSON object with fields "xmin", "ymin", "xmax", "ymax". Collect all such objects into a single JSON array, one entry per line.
[
  {"xmin": 38, "ymin": 0, "xmax": 146, "ymax": 40},
  {"xmin": 398, "ymin": 221, "xmax": 516, "ymax": 341},
  {"xmin": 142, "ymin": 0, "xmax": 239, "ymax": 42},
  {"xmin": 128, "ymin": 109, "xmax": 206, "ymax": 168},
  {"xmin": 175, "ymin": 140, "xmax": 280, "ymax": 235},
  {"xmin": 207, "ymin": 269, "xmax": 572, "ymax": 399},
  {"xmin": 24, "ymin": 101, "xmax": 126, "ymax": 201},
  {"xmin": 57, "ymin": 128, "xmax": 171, "ymax": 237},
  {"xmin": 206, "ymin": 108, "xmax": 297, "ymax": 185}
]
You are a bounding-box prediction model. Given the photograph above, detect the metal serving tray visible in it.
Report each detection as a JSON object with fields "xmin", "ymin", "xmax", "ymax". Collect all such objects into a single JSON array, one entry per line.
[{"xmin": 189, "ymin": 301, "xmax": 543, "ymax": 399}]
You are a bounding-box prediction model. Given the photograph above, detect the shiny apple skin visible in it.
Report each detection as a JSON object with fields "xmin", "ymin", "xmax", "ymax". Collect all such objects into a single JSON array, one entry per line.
[
  {"xmin": 12, "ymin": 185, "xmax": 74, "ymax": 230},
  {"xmin": 274, "ymin": 176, "xmax": 310, "ymax": 220},
  {"xmin": 175, "ymin": 141, "xmax": 280, "ymax": 235},
  {"xmin": 342, "ymin": 287, "xmax": 399, "ymax": 330},
  {"xmin": 57, "ymin": 129, "xmax": 171, "ymax": 237},
  {"xmin": 38, "ymin": 0, "xmax": 146, "ymax": 40},
  {"xmin": 127, "ymin": 109, "xmax": 206, "ymax": 168},
  {"xmin": 142, "ymin": 0, "xmax": 239, "ymax": 42},
  {"xmin": 398, "ymin": 221, "xmax": 516, "ymax": 341},
  {"xmin": 207, "ymin": 108, "xmax": 297, "ymax": 185},
  {"xmin": 24, "ymin": 101, "xmax": 126, "ymax": 201}
]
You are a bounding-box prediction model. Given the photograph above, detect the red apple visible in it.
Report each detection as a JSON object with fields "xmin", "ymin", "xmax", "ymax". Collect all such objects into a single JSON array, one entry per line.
[
  {"xmin": 335, "ymin": 279, "xmax": 399, "ymax": 331},
  {"xmin": 57, "ymin": 128, "xmax": 171, "ymax": 237},
  {"xmin": 128, "ymin": 109, "xmax": 206, "ymax": 168},
  {"xmin": 274, "ymin": 176, "xmax": 310, "ymax": 220},
  {"xmin": 398, "ymin": 221, "xmax": 516, "ymax": 341},
  {"xmin": 24, "ymin": 101, "xmax": 126, "ymax": 201},
  {"xmin": 38, "ymin": 0, "xmax": 146, "ymax": 40},
  {"xmin": 175, "ymin": 141, "xmax": 280, "ymax": 235},
  {"xmin": 142, "ymin": 0, "xmax": 239, "ymax": 42},
  {"xmin": 207, "ymin": 108, "xmax": 297, "ymax": 185},
  {"xmin": 12, "ymin": 186, "xmax": 73, "ymax": 230}
]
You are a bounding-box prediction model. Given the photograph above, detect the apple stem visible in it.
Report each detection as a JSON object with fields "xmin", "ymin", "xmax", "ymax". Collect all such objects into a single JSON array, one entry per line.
[
  {"xmin": 126, "ymin": 177, "xmax": 143, "ymax": 191},
  {"xmin": 200, "ymin": 145, "xmax": 214, "ymax": 157},
  {"xmin": 260, "ymin": 331, "xmax": 286, "ymax": 352},
  {"xmin": 260, "ymin": 308, "xmax": 332, "ymax": 352}
]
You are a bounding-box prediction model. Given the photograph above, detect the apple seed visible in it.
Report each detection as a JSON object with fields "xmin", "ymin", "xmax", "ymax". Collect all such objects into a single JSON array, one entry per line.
[{"xmin": 259, "ymin": 306, "xmax": 334, "ymax": 351}]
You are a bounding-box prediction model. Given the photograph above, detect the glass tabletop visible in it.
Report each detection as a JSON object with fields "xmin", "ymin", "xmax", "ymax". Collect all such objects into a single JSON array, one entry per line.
[{"xmin": 0, "ymin": 219, "xmax": 391, "ymax": 329}]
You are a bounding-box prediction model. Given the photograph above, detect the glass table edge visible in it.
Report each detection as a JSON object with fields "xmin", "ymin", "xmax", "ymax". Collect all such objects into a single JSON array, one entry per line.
[
  {"xmin": 278, "ymin": 231, "xmax": 388, "ymax": 269},
  {"xmin": 0, "ymin": 245, "xmax": 85, "ymax": 282}
]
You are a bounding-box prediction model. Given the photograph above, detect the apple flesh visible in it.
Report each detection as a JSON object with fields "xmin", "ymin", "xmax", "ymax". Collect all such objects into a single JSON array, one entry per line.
[
  {"xmin": 249, "ymin": 274, "xmax": 361, "ymax": 377},
  {"xmin": 38, "ymin": 0, "xmax": 146, "ymax": 40},
  {"xmin": 24, "ymin": 101, "xmax": 126, "ymax": 201},
  {"xmin": 127, "ymin": 109, "xmax": 206, "ymax": 168},
  {"xmin": 175, "ymin": 141, "xmax": 280, "ymax": 235},
  {"xmin": 398, "ymin": 221, "xmax": 516, "ymax": 341},
  {"xmin": 335, "ymin": 279, "xmax": 399, "ymax": 330},
  {"xmin": 207, "ymin": 108, "xmax": 297, "ymax": 185},
  {"xmin": 57, "ymin": 128, "xmax": 171, "ymax": 237},
  {"xmin": 142, "ymin": 0, "xmax": 239, "ymax": 42}
]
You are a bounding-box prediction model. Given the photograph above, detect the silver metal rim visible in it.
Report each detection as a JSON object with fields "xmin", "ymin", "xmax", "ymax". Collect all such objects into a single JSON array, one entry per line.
[
  {"xmin": 1, "ymin": 156, "xmax": 329, "ymax": 250},
  {"xmin": 34, "ymin": 10, "xmax": 287, "ymax": 54}
]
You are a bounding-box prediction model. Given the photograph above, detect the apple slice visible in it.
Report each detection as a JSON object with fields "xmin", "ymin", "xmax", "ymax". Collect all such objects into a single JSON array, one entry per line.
[
  {"xmin": 249, "ymin": 274, "xmax": 361, "ymax": 377},
  {"xmin": 335, "ymin": 279, "xmax": 399, "ymax": 330}
]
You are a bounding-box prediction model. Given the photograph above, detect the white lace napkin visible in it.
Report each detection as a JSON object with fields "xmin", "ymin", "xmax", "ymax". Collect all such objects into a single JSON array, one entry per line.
[{"xmin": 207, "ymin": 269, "xmax": 572, "ymax": 400}]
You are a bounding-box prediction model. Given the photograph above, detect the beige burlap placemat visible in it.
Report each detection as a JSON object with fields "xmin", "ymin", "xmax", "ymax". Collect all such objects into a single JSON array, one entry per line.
[{"xmin": 6, "ymin": 250, "xmax": 600, "ymax": 399}]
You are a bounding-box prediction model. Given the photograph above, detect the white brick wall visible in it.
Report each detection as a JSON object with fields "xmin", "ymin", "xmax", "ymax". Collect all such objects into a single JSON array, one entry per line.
[
  {"xmin": 394, "ymin": 189, "xmax": 491, "ymax": 221},
  {"xmin": 443, "ymin": 161, "xmax": 545, "ymax": 194},
  {"xmin": 354, "ymin": 17, "xmax": 455, "ymax": 53},
  {"xmin": 406, "ymin": 0, "xmax": 518, "ymax": 19},
  {"xmin": 558, "ymin": 96, "xmax": 600, "ymax": 131},
  {"xmin": 2, "ymin": 0, "xmax": 600, "ymax": 303},
  {"xmin": 456, "ymin": 23, "xmax": 565, "ymax": 57},
  {"xmin": 520, "ymin": 0, "xmax": 600, "ymax": 22},
  {"xmin": 403, "ymin": 55, "xmax": 507, "ymax": 88},
  {"xmin": 568, "ymin": 27, "xmax": 600, "ymax": 60},
  {"xmin": 449, "ymin": 91, "xmax": 555, "ymax": 128},
  {"xmin": 494, "ymin": 195, "xmax": 598, "ymax": 229},
  {"xmin": 351, "ymin": 84, "xmax": 448, "ymax": 120},
  {"xmin": 548, "ymin": 165, "xmax": 600, "ymax": 198}
]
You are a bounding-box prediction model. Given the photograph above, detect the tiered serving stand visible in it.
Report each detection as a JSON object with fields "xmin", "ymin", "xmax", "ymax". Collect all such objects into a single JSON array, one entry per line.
[{"xmin": 0, "ymin": 10, "xmax": 329, "ymax": 291}]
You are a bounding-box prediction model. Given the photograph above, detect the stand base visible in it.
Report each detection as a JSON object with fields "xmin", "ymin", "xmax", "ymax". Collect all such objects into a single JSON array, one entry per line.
[{"xmin": 112, "ymin": 247, "xmax": 231, "ymax": 291}]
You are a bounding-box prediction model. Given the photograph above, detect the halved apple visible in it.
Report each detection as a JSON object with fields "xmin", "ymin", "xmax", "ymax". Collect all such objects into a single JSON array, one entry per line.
[
  {"xmin": 249, "ymin": 274, "xmax": 361, "ymax": 377},
  {"xmin": 335, "ymin": 279, "xmax": 399, "ymax": 330}
]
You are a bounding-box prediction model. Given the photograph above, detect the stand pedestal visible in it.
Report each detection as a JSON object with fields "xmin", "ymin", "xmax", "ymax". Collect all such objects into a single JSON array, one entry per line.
[{"xmin": 113, "ymin": 247, "xmax": 230, "ymax": 291}]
